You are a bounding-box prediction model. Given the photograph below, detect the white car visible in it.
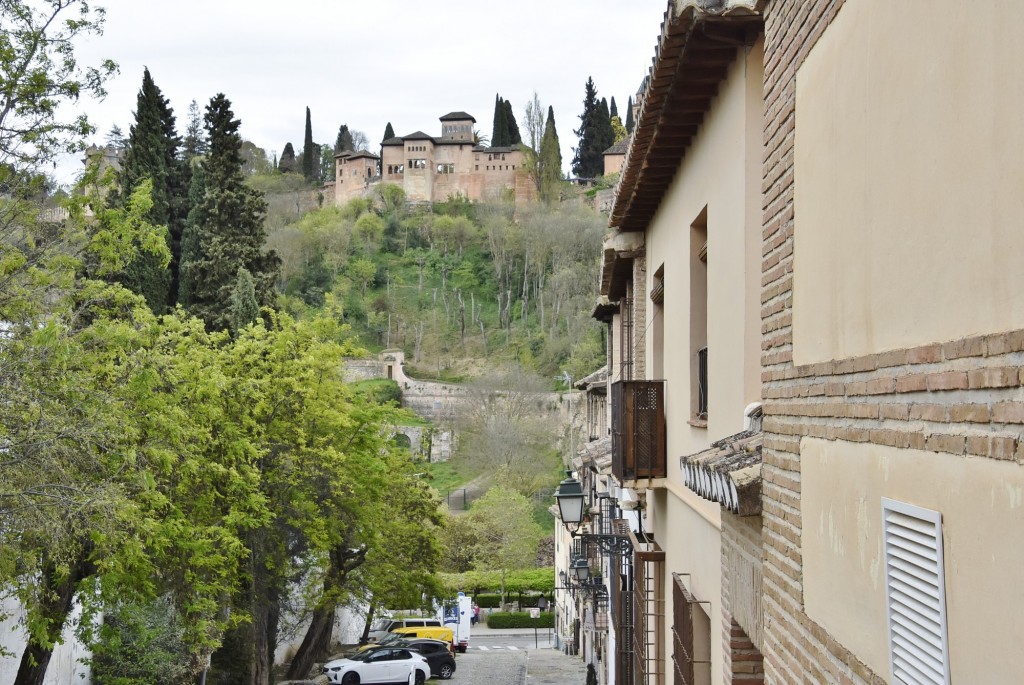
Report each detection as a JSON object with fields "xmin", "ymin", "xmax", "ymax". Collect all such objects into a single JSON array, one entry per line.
[{"xmin": 323, "ymin": 647, "xmax": 430, "ymax": 685}]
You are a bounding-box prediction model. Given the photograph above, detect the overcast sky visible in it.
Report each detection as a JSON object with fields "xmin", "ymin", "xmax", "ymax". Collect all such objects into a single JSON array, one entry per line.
[{"xmin": 57, "ymin": 0, "xmax": 668, "ymax": 185}]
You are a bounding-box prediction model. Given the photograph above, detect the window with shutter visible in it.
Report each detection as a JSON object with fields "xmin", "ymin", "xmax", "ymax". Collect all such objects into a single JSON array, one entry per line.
[{"xmin": 881, "ymin": 498, "xmax": 950, "ymax": 685}]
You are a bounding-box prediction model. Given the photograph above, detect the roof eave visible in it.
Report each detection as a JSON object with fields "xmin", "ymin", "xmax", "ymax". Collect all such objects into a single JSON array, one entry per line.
[{"xmin": 610, "ymin": 1, "xmax": 764, "ymax": 232}]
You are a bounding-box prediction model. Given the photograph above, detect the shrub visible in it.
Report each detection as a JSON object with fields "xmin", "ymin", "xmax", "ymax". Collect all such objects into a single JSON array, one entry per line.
[
  {"xmin": 485, "ymin": 611, "xmax": 555, "ymax": 629},
  {"xmin": 473, "ymin": 593, "xmax": 501, "ymax": 608}
]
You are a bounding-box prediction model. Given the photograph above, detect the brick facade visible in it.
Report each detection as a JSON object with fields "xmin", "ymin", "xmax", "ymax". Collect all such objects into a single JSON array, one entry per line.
[{"xmin": 760, "ymin": 1, "xmax": 1024, "ymax": 683}]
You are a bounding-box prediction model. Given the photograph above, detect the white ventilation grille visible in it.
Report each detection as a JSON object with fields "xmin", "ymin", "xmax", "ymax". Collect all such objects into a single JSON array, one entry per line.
[{"xmin": 882, "ymin": 498, "xmax": 950, "ymax": 685}]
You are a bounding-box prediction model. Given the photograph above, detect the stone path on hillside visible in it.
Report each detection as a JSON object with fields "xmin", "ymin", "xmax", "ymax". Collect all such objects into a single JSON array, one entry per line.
[{"xmin": 443, "ymin": 473, "xmax": 490, "ymax": 514}]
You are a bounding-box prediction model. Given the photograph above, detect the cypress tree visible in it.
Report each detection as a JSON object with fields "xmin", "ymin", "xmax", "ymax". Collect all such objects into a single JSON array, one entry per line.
[
  {"xmin": 229, "ymin": 267, "xmax": 259, "ymax": 334},
  {"xmin": 184, "ymin": 93, "xmax": 280, "ymax": 331},
  {"xmin": 571, "ymin": 76, "xmax": 604, "ymax": 178},
  {"xmin": 625, "ymin": 96, "xmax": 635, "ymax": 134},
  {"xmin": 335, "ymin": 124, "xmax": 354, "ymax": 153},
  {"xmin": 117, "ymin": 68, "xmax": 178, "ymax": 313},
  {"xmin": 503, "ymin": 99, "xmax": 521, "ymax": 146},
  {"xmin": 610, "ymin": 96, "xmax": 618, "ymax": 119},
  {"xmin": 302, "ymin": 106, "xmax": 315, "ymax": 181},
  {"xmin": 177, "ymin": 164, "xmax": 205, "ymax": 308},
  {"xmin": 597, "ymin": 97, "xmax": 615, "ymax": 156},
  {"xmin": 279, "ymin": 143, "xmax": 296, "ymax": 173},
  {"xmin": 183, "ymin": 99, "xmax": 208, "ymax": 160},
  {"xmin": 539, "ymin": 106, "xmax": 563, "ymax": 203},
  {"xmin": 491, "ymin": 94, "xmax": 508, "ymax": 147},
  {"xmin": 382, "ymin": 122, "xmax": 395, "ymax": 142}
]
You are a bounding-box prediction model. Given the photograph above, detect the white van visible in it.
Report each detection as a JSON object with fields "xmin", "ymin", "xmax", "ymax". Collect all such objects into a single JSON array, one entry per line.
[
  {"xmin": 366, "ymin": 617, "xmax": 442, "ymax": 644},
  {"xmin": 437, "ymin": 593, "xmax": 472, "ymax": 653}
]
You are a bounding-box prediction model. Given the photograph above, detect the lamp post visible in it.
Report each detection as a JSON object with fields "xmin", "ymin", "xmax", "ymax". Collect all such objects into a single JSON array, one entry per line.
[
  {"xmin": 554, "ymin": 474, "xmax": 634, "ymax": 557},
  {"xmin": 555, "ymin": 472, "xmax": 586, "ymax": 533}
]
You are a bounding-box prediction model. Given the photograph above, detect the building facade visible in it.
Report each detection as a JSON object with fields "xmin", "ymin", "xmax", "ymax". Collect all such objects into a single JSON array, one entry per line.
[
  {"xmin": 334, "ymin": 111, "xmax": 532, "ymax": 206},
  {"xmin": 559, "ymin": 1, "xmax": 1024, "ymax": 684},
  {"xmin": 333, "ymin": 150, "xmax": 380, "ymax": 203},
  {"xmin": 760, "ymin": 0, "xmax": 1024, "ymax": 683}
]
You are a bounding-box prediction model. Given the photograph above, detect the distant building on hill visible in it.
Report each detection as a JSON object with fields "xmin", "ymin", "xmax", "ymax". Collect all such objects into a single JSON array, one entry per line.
[{"xmin": 334, "ymin": 111, "xmax": 534, "ymax": 206}]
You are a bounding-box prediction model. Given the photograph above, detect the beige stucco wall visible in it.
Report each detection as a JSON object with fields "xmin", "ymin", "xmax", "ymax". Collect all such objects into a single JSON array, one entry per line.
[
  {"xmin": 604, "ymin": 153, "xmax": 624, "ymax": 176},
  {"xmin": 639, "ymin": 40, "xmax": 764, "ymax": 685},
  {"xmin": 792, "ymin": 0, "xmax": 1024, "ymax": 365},
  {"xmin": 802, "ymin": 437, "xmax": 1024, "ymax": 683},
  {"xmin": 652, "ymin": 485, "xmax": 723, "ymax": 684},
  {"xmin": 645, "ymin": 39, "xmax": 764, "ymax": 462}
]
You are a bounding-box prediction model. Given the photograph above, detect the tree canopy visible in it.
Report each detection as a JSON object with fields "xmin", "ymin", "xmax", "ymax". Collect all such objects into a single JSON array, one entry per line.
[
  {"xmin": 571, "ymin": 77, "xmax": 613, "ymax": 178},
  {"xmin": 178, "ymin": 93, "xmax": 280, "ymax": 331}
]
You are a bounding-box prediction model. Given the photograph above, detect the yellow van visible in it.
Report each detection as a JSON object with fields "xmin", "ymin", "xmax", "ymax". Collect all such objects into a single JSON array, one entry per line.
[{"xmin": 393, "ymin": 626, "xmax": 455, "ymax": 653}]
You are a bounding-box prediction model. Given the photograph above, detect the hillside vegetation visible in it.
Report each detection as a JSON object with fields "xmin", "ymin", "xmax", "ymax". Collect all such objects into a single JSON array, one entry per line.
[{"xmin": 262, "ymin": 183, "xmax": 607, "ymax": 382}]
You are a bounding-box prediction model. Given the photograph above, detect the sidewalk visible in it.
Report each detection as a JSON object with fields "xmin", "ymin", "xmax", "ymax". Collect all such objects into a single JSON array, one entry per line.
[
  {"xmin": 472, "ymin": 621, "xmax": 556, "ymax": 640},
  {"xmin": 524, "ymin": 647, "xmax": 588, "ymax": 685}
]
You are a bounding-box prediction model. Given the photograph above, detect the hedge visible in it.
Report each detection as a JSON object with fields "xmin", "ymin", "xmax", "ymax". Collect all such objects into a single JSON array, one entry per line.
[
  {"xmin": 474, "ymin": 594, "xmax": 501, "ymax": 608},
  {"xmin": 486, "ymin": 611, "xmax": 555, "ymax": 629},
  {"xmin": 439, "ymin": 568, "xmax": 554, "ymax": 596}
]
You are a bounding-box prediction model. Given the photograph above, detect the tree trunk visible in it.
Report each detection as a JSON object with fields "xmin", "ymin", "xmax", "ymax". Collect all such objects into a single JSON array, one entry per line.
[
  {"xmin": 287, "ymin": 544, "xmax": 366, "ymax": 677},
  {"xmin": 251, "ymin": 592, "xmax": 278, "ymax": 685},
  {"xmin": 285, "ymin": 606, "xmax": 334, "ymax": 679},
  {"xmin": 361, "ymin": 604, "xmax": 376, "ymax": 644},
  {"xmin": 14, "ymin": 553, "xmax": 92, "ymax": 685}
]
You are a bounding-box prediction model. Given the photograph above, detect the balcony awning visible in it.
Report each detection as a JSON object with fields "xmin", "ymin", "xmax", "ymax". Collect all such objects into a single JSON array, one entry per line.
[
  {"xmin": 680, "ymin": 429, "xmax": 762, "ymax": 516},
  {"xmin": 573, "ymin": 435, "xmax": 612, "ymax": 474},
  {"xmin": 575, "ymin": 365, "xmax": 608, "ymax": 392}
]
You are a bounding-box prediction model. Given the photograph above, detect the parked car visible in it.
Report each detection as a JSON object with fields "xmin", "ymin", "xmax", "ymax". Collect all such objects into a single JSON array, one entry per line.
[
  {"xmin": 355, "ymin": 639, "xmax": 455, "ymax": 680},
  {"xmin": 322, "ymin": 648, "xmax": 429, "ymax": 685},
  {"xmin": 391, "ymin": 627, "xmax": 455, "ymax": 653},
  {"xmin": 401, "ymin": 639, "xmax": 457, "ymax": 680},
  {"xmin": 366, "ymin": 617, "xmax": 442, "ymax": 643}
]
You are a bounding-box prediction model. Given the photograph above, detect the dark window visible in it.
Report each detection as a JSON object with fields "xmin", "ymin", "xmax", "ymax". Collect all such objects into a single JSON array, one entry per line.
[{"xmin": 697, "ymin": 347, "xmax": 708, "ymax": 419}]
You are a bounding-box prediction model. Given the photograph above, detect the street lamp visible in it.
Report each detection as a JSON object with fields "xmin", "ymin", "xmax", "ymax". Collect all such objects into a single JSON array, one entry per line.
[
  {"xmin": 554, "ymin": 472, "xmax": 586, "ymax": 532},
  {"xmin": 553, "ymin": 475, "xmax": 634, "ymax": 557},
  {"xmin": 571, "ymin": 556, "xmax": 591, "ymax": 583}
]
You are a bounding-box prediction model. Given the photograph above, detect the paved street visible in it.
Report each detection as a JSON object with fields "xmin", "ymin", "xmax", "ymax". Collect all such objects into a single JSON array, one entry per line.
[{"xmin": 449, "ymin": 647, "xmax": 586, "ymax": 685}]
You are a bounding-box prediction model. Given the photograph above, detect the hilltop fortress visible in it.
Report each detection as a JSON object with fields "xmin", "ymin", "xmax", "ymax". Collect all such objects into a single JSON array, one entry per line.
[{"xmin": 333, "ymin": 111, "xmax": 535, "ymax": 205}]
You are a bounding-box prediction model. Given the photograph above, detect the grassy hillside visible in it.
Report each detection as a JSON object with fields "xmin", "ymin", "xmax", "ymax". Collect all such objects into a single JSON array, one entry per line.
[{"xmin": 264, "ymin": 184, "xmax": 607, "ymax": 383}]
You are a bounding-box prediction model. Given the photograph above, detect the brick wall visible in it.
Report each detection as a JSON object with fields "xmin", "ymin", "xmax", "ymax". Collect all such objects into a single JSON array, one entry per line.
[{"xmin": 760, "ymin": 1, "xmax": 1024, "ymax": 683}]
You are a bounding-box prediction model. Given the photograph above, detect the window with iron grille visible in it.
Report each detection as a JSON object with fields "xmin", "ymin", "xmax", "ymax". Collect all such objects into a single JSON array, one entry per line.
[
  {"xmin": 882, "ymin": 498, "xmax": 950, "ymax": 685},
  {"xmin": 697, "ymin": 346, "xmax": 708, "ymax": 419},
  {"xmin": 672, "ymin": 573, "xmax": 711, "ymax": 685},
  {"xmin": 633, "ymin": 548, "xmax": 665, "ymax": 685},
  {"xmin": 620, "ymin": 296, "xmax": 634, "ymax": 381}
]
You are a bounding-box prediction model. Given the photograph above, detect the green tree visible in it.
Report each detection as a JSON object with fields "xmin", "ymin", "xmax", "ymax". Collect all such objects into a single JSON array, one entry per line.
[
  {"xmin": 464, "ymin": 487, "xmax": 543, "ymax": 606},
  {"xmin": 321, "ymin": 143, "xmax": 335, "ymax": 181},
  {"xmin": 571, "ymin": 77, "xmax": 606, "ymax": 178},
  {"xmin": 610, "ymin": 96, "xmax": 618, "ymax": 119},
  {"xmin": 0, "ymin": 0, "xmax": 116, "ymax": 168},
  {"xmin": 183, "ymin": 98, "xmax": 208, "ymax": 160},
  {"xmin": 302, "ymin": 105, "xmax": 315, "ymax": 181},
  {"xmin": 182, "ymin": 94, "xmax": 280, "ymax": 331},
  {"xmin": 105, "ymin": 124, "xmax": 126, "ymax": 148},
  {"xmin": 335, "ymin": 123, "xmax": 354, "ymax": 152},
  {"xmin": 117, "ymin": 67, "xmax": 187, "ymax": 313},
  {"xmin": 539, "ymin": 106, "xmax": 563, "ymax": 203},
  {"xmin": 503, "ymin": 98, "xmax": 521, "ymax": 146},
  {"xmin": 177, "ymin": 164, "xmax": 205, "ymax": 308},
  {"xmin": 279, "ymin": 142, "xmax": 296, "ymax": 172},
  {"xmin": 611, "ymin": 115, "xmax": 628, "ymax": 144},
  {"xmin": 626, "ymin": 95, "xmax": 635, "ymax": 133},
  {"xmin": 382, "ymin": 121, "xmax": 395, "ymax": 142},
  {"xmin": 597, "ymin": 97, "xmax": 614, "ymax": 155},
  {"xmin": 491, "ymin": 94, "xmax": 508, "ymax": 147},
  {"xmin": 229, "ymin": 267, "xmax": 259, "ymax": 333}
]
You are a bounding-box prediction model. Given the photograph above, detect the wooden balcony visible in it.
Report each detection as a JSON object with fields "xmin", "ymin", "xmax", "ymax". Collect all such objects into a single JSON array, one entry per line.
[{"xmin": 611, "ymin": 380, "xmax": 667, "ymax": 483}]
